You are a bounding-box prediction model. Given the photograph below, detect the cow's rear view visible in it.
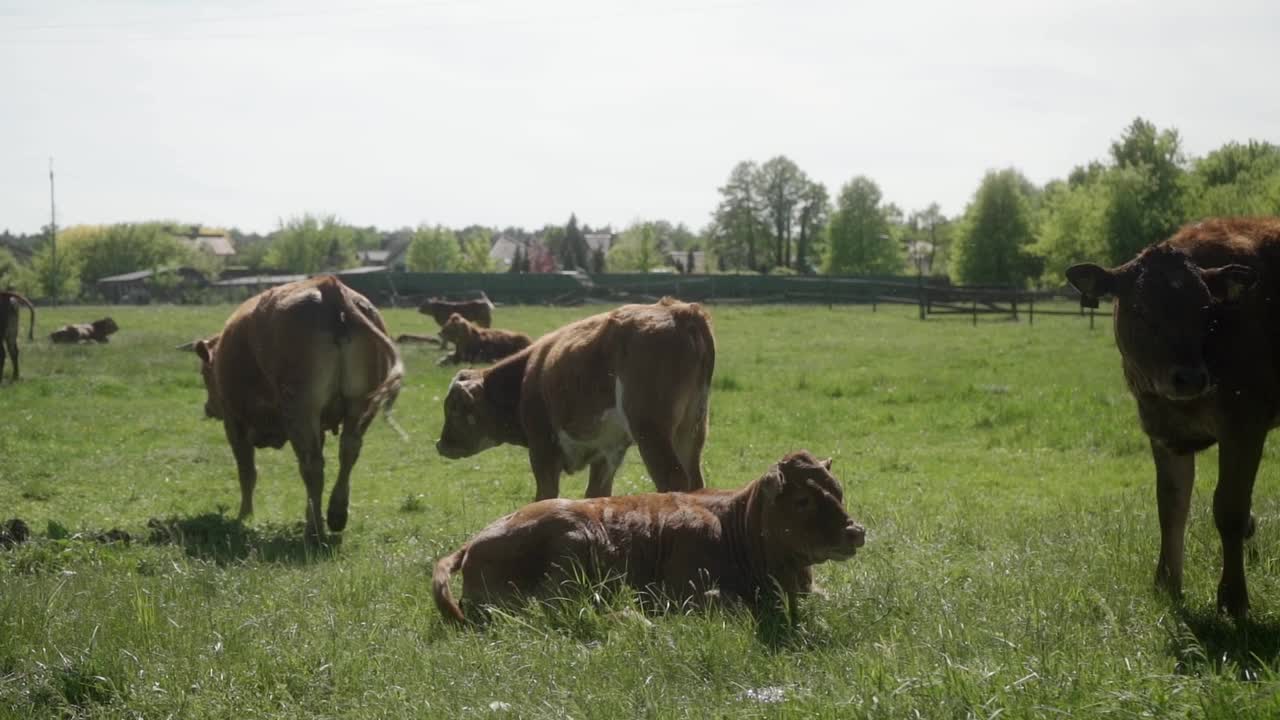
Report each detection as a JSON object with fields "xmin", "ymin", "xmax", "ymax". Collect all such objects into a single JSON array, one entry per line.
[{"xmin": 194, "ymin": 275, "xmax": 404, "ymax": 543}]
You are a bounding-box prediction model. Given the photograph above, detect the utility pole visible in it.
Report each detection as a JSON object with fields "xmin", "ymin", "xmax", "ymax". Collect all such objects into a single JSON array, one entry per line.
[{"xmin": 49, "ymin": 157, "xmax": 58, "ymax": 305}]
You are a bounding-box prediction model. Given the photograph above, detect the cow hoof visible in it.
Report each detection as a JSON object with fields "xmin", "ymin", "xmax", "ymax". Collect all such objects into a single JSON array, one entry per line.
[
  {"xmin": 1217, "ymin": 584, "xmax": 1250, "ymax": 619},
  {"xmin": 327, "ymin": 509, "xmax": 348, "ymax": 533}
]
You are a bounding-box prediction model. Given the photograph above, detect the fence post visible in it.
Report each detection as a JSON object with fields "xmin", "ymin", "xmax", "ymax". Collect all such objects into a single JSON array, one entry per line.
[
  {"xmin": 1029, "ymin": 294, "xmax": 1035, "ymax": 326},
  {"xmin": 972, "ymin": 297, "xmax": 977, "ymax": 326},
  {"xmin": 1089, "ymin": 307, "xmax": 1095, "ymax": 330},
  {"xmin": 917, "ymin": 274, "xmax": 925, "ymax": 321}
]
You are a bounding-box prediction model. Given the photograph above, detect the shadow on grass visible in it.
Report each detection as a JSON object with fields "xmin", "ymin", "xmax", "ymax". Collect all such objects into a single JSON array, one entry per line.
[
  {"xmin": 1167, "ymin": 605, "xmax": 1280, "ymax": 678},
  {"xmin": 145, "ymin": 513, "xmax": 339, "ymax": 565}
]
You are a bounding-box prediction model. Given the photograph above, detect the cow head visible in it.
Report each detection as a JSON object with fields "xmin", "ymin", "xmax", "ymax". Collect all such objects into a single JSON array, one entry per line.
[
  {"xmin": 192, "ymin": 335, "xmax": 224, "ymax": 420},
  {"xmin": 92, "ymin": 317, "xmax": 119, "ymax": 336},
  {"xmin": 757, "ymin": 451, "xmax": 865, "ymax": 564},
  {"xmin": 1066, "ymin": 248, "xmax": 1257, "ymax": 400},
  {"xmin": 436, "ymin": 368, "xmax": 501, "ymax": 458},
  {"xmin": 439, "ymin": 313, "xmax": 472, "ymax": 345}
]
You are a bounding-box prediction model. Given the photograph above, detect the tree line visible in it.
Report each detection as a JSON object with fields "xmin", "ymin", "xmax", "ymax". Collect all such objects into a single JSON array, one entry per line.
[{"xmin": 3, "ymin": 116, "xmax": 1278, "ymax": 299}]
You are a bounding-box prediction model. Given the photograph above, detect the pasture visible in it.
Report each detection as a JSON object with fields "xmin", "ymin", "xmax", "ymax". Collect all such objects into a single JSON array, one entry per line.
[{"xmin": 2, "ymin": 301, "xmax": 1280, "ymax": 718}]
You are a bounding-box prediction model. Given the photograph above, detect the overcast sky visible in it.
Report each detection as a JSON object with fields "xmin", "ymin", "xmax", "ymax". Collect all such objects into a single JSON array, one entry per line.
[{"xmin": 2, "ymin": 0, "xmax": 1277, "ymax": 235}]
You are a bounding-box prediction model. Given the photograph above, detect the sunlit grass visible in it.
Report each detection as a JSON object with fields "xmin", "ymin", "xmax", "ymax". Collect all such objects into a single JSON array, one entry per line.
[{"xmin": 3, "ymin": 301, "xmax": 1280, "ymax": 718}]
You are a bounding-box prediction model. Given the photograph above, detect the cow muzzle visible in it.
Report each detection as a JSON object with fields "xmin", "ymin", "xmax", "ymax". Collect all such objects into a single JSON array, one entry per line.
[{"xmin": 435, "ymin": 439, "xmax": 467, "ymax": 459}]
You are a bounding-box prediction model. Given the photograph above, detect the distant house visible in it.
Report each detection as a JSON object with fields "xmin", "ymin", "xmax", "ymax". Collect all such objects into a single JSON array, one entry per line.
[
  {"xmin": 358, "ymin": 249, "xmax": 391, "ymax": 266},
  {"xmin": 666, "ymin": 250, "xmax": 706, "ymax": 274},
  {"xmin": 584, "ymin": 233, "xmax": 614, "ymax": 255},
  {"xmin": 169, "ymin": 225, "xmax": 236, "ymax": 257}
]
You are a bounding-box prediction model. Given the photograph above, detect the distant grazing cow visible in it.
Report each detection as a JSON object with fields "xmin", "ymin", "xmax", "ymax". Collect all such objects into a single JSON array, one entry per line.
[
  {"xmin": 418, "ymin": 295, "xmax": 493, "ymax": 329},
  {"xmin": 436, "ymin": 297, "xmax": 715, "ymax": 500},
  {"xmin": 50, "ymin": 317, "xmax": 119, "ymax": 344},
  {"xmin": 193, "ymin": 275, "xmax": 404, "ymax": 543},
  {"xmin": 1066, "ymin": 216, "xmax": 1280, "ymax": 617},
  {"xmin": 436, "ymin": 313, "xmax": 531, "ymax": 366},
  {"xmin": 433, "ymin": 451, "xmax": 865, "ymax": 625},
  {"xmin": 0, "ymin": 291, "xmax": 35, "ymax": 381}
]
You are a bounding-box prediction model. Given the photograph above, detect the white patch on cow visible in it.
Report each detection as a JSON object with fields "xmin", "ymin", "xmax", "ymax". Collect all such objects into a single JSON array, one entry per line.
[{"xmin": 557, "ymin": 408, "xmax": 633, "ymax": 474}]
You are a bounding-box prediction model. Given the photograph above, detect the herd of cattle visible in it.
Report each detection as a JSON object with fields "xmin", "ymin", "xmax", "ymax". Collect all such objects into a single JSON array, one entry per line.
[{"xmin": 4, "ymin": 216, "xmax": 1280, "ymax": 624}]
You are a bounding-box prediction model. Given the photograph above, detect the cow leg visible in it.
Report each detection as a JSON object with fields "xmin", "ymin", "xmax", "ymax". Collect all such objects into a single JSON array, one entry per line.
[
  {"xmin": 4, "ymin": 337, "xmax": 17, "ymax": 381},
  {"xmin": 288, "ymin": 423, "xmax": 327, "ymax": 544},
  {"xmin": 1151, "ymin": 440, "xmax": 1195, "ymax": 598},
  {"xmin": 673, "ymin": 406, "xmax": 709, "ymax": 491},
  {"xmin": 529, "ymin": 441, "xmax": 563, "ymax": 501},
  {"xmin": 1215, "ymin": 431, "xmax": 1266, "ymax": 617},
  {"xmin": 225, "ymin": 419, "xmax": 258, "ymax": 520},
  {"xmin": 585, "ymin": 446, "xmax": 627, "ymax": 498},
  {"xmin": 0, "ymin": 342, "xmax": 6, "ymax": 383},
  {"xmin": 327, "ymin": 424, "xmax": 363, "ymax": 533},
  {"xmin": 630, "ymin": 421, "xmax": 687, "ymax": 492}
]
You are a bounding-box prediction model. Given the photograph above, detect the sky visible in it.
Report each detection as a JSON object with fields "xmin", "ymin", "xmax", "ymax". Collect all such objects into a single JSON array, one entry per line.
[{"xmin": 2, "ymin": 0, "xmax": 1278, "ymax": 235}]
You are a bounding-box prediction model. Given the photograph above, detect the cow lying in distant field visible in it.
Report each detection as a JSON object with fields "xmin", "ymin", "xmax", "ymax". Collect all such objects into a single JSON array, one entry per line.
[
  {"xmin": 193, "ymin": 275, "xmax": 404, "ymax": 543},
  {"xmin": 436, "ymin": 313, "xmax": 531, "ymax": 366},
  {"xmin": 419, "ymin": 295, "xmax": 494, "ymax": 329},
  {"xmin": 50, "ymin": 317, "xmax": 119, "ymax": 344},
  {"xmin": 433, "ymin": 450, "xmax": 865, "ymax": 625},
  {"xmin": 1067, "ymin": 216, "xmax": 1280, "ymax": 617},
  {"xmin": 436, "ymin": 297, "xmax": 715, "ymax": 500},
  {"xmin": 0, "ymin": 291, "xmax": 35, "ymax": 381}
]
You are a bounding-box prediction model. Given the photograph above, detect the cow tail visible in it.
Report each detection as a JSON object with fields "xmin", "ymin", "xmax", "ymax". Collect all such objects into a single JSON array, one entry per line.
[
  {"xmin": 433, "ymin": 548, "xmax": 468, "ymax": 626},
  {"xmin": 6, "ymin": 293, "xmax": 36, "ymax": 340},
  {"xmin": 322, "ymin": 277, "xmax": 408, "ymax": 439}
]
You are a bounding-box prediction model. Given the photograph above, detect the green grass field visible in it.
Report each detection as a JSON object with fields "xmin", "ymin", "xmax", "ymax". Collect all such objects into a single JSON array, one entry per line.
[{"xmin": 3, "ymin": 301, "xmax": 1280, "ymax": 718}]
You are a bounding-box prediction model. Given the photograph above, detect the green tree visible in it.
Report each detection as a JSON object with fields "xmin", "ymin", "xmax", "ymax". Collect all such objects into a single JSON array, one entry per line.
[
  {"xmin": 608, "ymin": 222, "xmax": 661, "ymax": 272},
  {"xmin": 952, "ymin": 169, "xmax": 1038, "ymax": 285},
  {"xmin": 267, "ymin": 214, "xmax": 358, "ymax": 273},
  {"xmin": 711, "ymin": 161, "xmax": 764, "ymax": 271},
  {"xmin": 0, "ymin": 247, "xmax": 20, "ymax": 290},
  {"xmin": 1102, "ymin": 117, "xmax": 1186, "ymax": 263},
  {"xmin": 560, "ymin": 214, "xmax": 590, "ymax": 271},
  {"xmin": 754, "ymin": 156, "xmax": 806, "ymax": 269},
  {"xmin": 19, "ymin": 240, "xmax": 81, "ymax": 299},
  {"xmin": 1030, "ymin": 179, "xmax": 1108, "ymax": 283},
  {"xmin": 406, "ymin": 225, "xmax": 461, "ymax": 272},
  {"xmin": 73, "ymin": 223, "xmax": 202, "ymax": 287},
  {"xmin": 457, "ymin": 228, "xmax": 496, "ymax": 272},
  {"xmin": 795, "ymin": 180, "xmax": 829, "ymax": 272},
  {"xmin": 824, "ymin": 176, "xmax": 900, "ymax": 275},
  {"xmin": 1183, "ymin": 140, "xmax": 1280, "ymax": 218}
]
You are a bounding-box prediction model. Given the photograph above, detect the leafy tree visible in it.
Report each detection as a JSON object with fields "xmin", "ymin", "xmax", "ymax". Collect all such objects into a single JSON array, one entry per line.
[
  {"xmin": 795, "ymin": 180, "xmax": 829, "ymax": 272},
  {"xmin": 754, "ymin": 156, "xmax": 806, "ymax": 269},
  {"xmin": 905, "ymin": 203, "xmax": 949, "ymax": 276},
  {"xmin": 951, "ymin": 168, "xmax": 1038, "ymax": 285},
  {"xmin": 1030, "ymin": 180, "xmax": 1108, "ymax": 283},
  {"xmin": 19, "ymin": 240, "xmax": 80, "ymax": 299},
  {"xmin": 406, "ymin": 225, "xmax": 461, "ymax": 272},
  {"xmin": 509, "ymin": 247, "xmax": 525, "ymax": 274},
  {"xmin": 457, "ymin": 228, "xmax": 496, "ymax": 272},
  {"xmin": 711, "ymin": 161, "xmax": 764, "ymax": 271},
  {"xmin": 590, "ymin": 246, "xmax": 607, "ymax": 273},
  {"xmin": 1102, "ymin": 117, "xmax": 1185, "ymax": 263},
  {"xmin": 824, "ymin": 176, "xmax": 900, "ymax": 275},
  {"xmin": 73, "ymin": 223, "xmax": 202, "ymax": 287},
  {"xmin": 267, "ymin": 214, "xmax": 358, "ymax": 273},
  {"xmin": 0, "ymin": 247, "xmax": 20, "ymax": 290},
  {"xmin": 1183, "ymin": 140, "xmax": 1280, "ymax": 218},
  {"xmin": 608, "ymin": 222, "xmax": 661, "ymax": 272},
  {"xmin": 560, "ymin": 214, "xmax": 590, "ymax": 271}
]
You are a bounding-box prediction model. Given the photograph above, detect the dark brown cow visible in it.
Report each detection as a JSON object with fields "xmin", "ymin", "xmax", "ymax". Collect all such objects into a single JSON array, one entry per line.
[
  {"xmin": 1066, "ymin": 216, "xmax": 1280, "ymax": 616},
  {"xmin": 418, "ymin": 295, "xmax": 493, "ymax": 329},
  {"xmin": 436, "ymin": 297, "xmax": 715, "ymax": 500},
  {"xmin": 436, "ymin": 313, "xmax": 531, "ymax": 366},
  {"xmin": 50, "ymin": 317, "xmax": 119, "ymax": 344},
  {"xmin": 433, "ymin": 451, "xmax": 865, "ymax": 625},
  {"xmin": 193, "ymin": 275, "xmax": 404, "ymax": 543},
  {"xmin": 0, "ymin": 291, "xmax": 35, "ymax": 381}
]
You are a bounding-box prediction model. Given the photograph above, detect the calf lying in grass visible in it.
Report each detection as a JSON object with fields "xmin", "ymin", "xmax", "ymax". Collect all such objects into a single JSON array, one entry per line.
[
  {"xmin": 433, "ymin": 450, "xmax": 864, "ymax": 625},
  {"xmin": 436, "ymin": 313, "xmax": 531, "ymax": 366}
]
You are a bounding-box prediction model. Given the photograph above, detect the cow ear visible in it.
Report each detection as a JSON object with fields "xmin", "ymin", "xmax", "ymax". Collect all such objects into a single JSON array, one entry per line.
[
  {"xmin": 1202, "ymin": 264, "xmax": 1258, "ymax": 303},
  {"xmin": 194, "ymin": 339, "xmax": 212, "ymax": 363},
  {"xmin": 821, "ymin": 457, "xmax": 833, "ymax": 472},
  {"xmin": 760, "ymin": 465, "xmax": 785, "ymax": 500},
  {"xmin": 1065, "ymin": 263, "xmax": 1117, "ymax": 309}
]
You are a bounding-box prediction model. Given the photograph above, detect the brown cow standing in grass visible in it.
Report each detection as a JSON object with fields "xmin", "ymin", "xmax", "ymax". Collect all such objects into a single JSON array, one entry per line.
[
  {"xmin": 436, "ymin": 312, "xmax": 531, "ymax": 366},
  {"xmin": 418, "ymin": 295, "xmax": 494, "ymax": 329},
  {"xmin": 50, "ymin": 317, "xmax": 119, "ymax": 344},
  {"xmin": 193, "ymin": 276, "xmax": 404, "ymax": 543},
  {"xmin": 436, "ymin": 297, "xmax": 715, "ymax": 500},
  {"xmin": 0, "ymin": 291, "xmax": 35, "ymax": 382},
  {"xmin": 1066, "ymin": 217, "xmax": 1280, "ymax": 617},
  {"xmin": 433, "ymin": 450, "xmax": 865, "ymax": 625}
]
